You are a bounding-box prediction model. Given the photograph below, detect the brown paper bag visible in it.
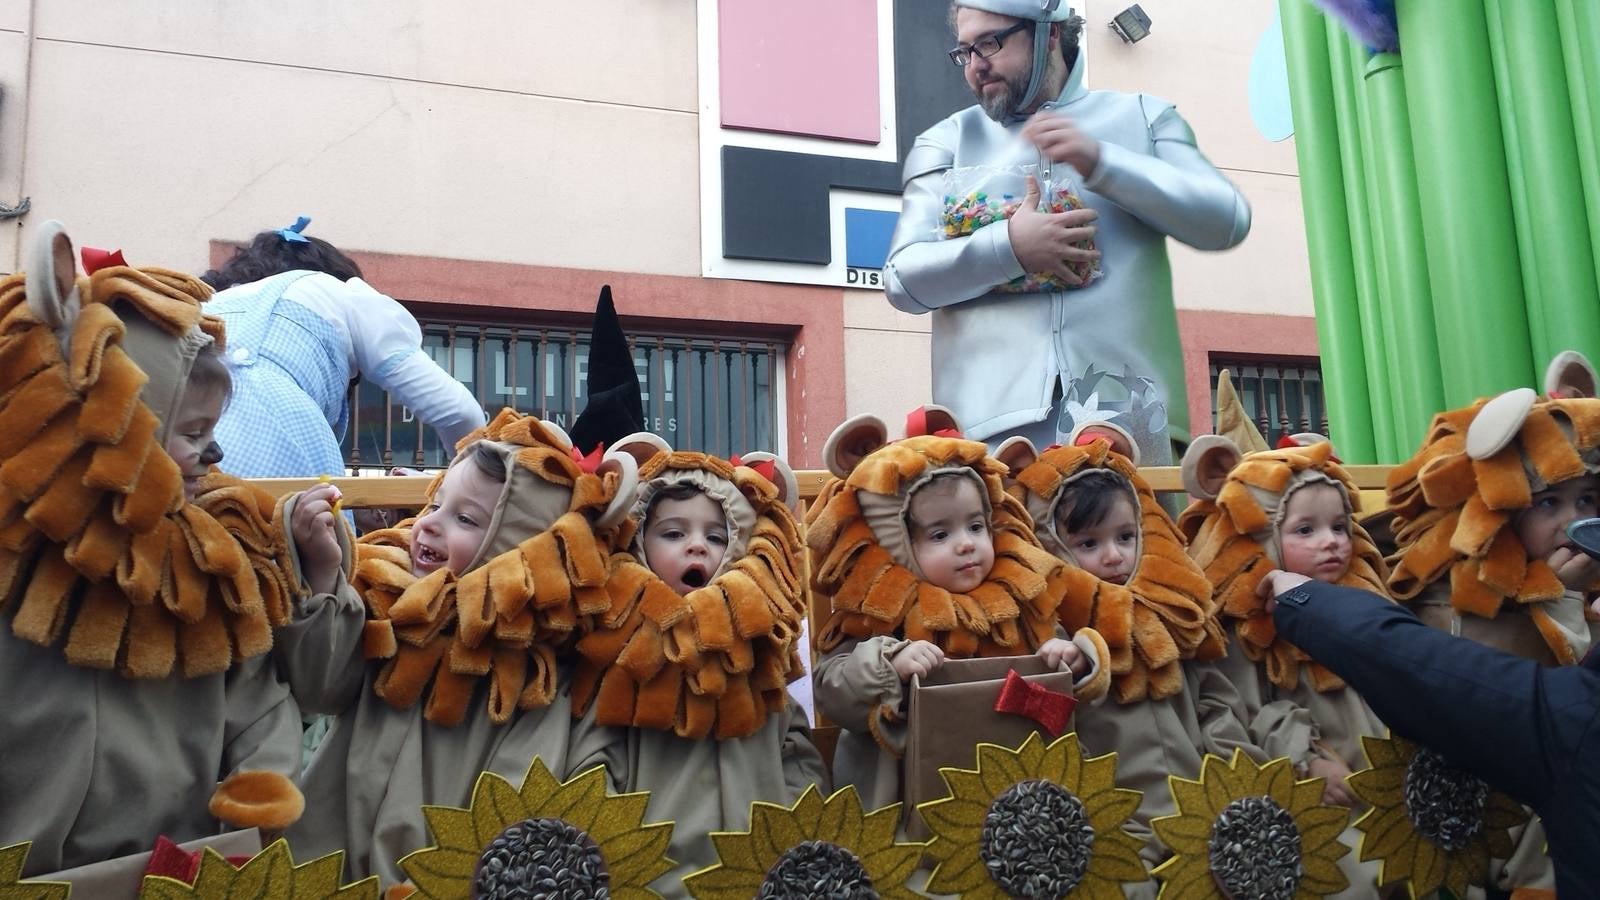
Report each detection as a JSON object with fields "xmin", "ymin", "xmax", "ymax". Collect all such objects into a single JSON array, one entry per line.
[
  {"xmin": 38, "ymin": 829, "xmax": 262, "ymax": 898},
  {"xmin": 904, "ymin": 655, "xmax": 1076, "ymax": 839}
]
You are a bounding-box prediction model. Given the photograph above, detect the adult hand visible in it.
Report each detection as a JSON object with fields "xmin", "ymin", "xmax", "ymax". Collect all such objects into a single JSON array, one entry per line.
[
  {"xmin": 291, "ymin": 483, "xmax": 344, "ymax": 596},
  {"xmin": 891, "ymin": 639, "xmax": 946, "ymax": 682},
  {"xmin": 1037, "ymin": 636, "xmax": 1088, "ymax": 677},
  {"xmin": 1022, "ymin": 112, "xmax": 1101, "ymax": 177},
  {"xmin": 1307, "ymin": 756, "xmax": 1357, "ymax": 807},
  {"xmin": 1008, "ymin": 176, "xmax": 1100, "ymax": 286},
  {"xmin": 1548, "ymin": 545, "xmax": 1600, "ymax": 592},
  {"xmin": 1257, "ymin": 569, "xmax": 1313, "ymax": 614}
]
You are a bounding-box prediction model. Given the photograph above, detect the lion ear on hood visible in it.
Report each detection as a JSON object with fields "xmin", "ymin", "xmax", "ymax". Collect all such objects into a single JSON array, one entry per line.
[
  {"xmin": 1180, "ymin": 434, "xmax": 1242, "ymax": 501},
  {"xmin": 737, "ymin": 451, "xmax": 799, "ymax": 510},
  {"xmin": 604, "ymin": 431, "xmax": 672, "ymax": 469},
  {"xmin": 1545, "ymin": 350, "xmax": 1599, "ymax": 400},
  {"xmin": 823, "ymin": 414, "xmax": 889, "ymax": 479},
  {"xmin": 1068, "ymin": 420, "xmax": 1141, "ymax": 468},
  {"xmin": 26, "ymin": 220, "xmax": 83, "ymax": 351},
  {"xmin": 1466, "ymin": 388, "xmax": 1537, "ymax": 461},
  {"xmin": 993, "ymin": 436, "xmax": 1039, "ymax": 481}
]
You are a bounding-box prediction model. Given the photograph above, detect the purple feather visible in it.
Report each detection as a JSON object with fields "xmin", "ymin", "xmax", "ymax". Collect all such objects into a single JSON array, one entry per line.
[{"xmin": 1311, "ymin": 0, "xmax": 1399, "ymax": 53}]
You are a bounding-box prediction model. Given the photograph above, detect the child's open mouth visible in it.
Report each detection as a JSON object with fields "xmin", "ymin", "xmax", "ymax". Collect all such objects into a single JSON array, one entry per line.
[
  {"xmin": 681, "ymin": 565, "xmax": 709, "ymax": 589},
  {"xmin": 414, "ymin": 543, "xmax": 445, "ymax": 572}
]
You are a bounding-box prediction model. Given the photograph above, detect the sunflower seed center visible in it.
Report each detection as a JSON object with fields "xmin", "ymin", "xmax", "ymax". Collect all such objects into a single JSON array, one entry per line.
[
  {"xmin": 1403, "ymin": 747, "xmax": 1487, "ymax": 852},
  {"xmin": 758, "ymin": 839, "xmax": 876, "ymax": 899},
  {"xmin": 473, "ymin": 816, "xmax": 611, "ymax": 900},
  {"xmin": 980, "ymin": 779, "xmax": 1095, "ymax": 898},
  {"xmin": 1206, "ymin": 795, "xmax": 1303, "ymax": 900}
]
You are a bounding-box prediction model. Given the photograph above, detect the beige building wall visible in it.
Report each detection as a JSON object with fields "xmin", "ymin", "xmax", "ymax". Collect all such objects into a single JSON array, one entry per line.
[{"xmin": 0, "ymin": 1, "xmax": 1312, "ymax": 441}]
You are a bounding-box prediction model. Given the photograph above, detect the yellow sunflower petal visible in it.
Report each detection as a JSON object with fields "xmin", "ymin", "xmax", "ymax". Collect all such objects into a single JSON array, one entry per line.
[
  {"xmin": 920, "ymin": 796, "xmax": 988, "ymax": 833},
  {"xmin": 1296, "ymin": 806, "xmax": 1353, "ymax": 848},
  {"xmin": 400, "ymin": 846, "xmax": 481, "ymax": 897},
  {"xmin": 543, "ymin": 764, "xmax": 609, "ymax": 829},
  {"xmin": 1297, "ymin": 847, "xmax": 1351, "ymax": 894},
  {"xmin": 1151, "ymin": 809, "xmax": 1213, "ymax": 854},
  {"xmin": 858, "ymin": 801, "xmax": 902, "ymax": 850},
  {"xmin": 1039, "ymin": 731, "xmax": 1081, "ymax": 788},
  {"xmin": 939, "ymin": 767, "xmax": 986, "ymax": 799},
  {"xmin": 421, "ymin": 804, "xmax": 477, "ymax": 852},
  {"xmin": 468, "ymin": 772, "xmax": 527, "ymax": 849},
  {"xmin": 1074, "ymin": 750, "xmax": 1117, "ymax": 801},
  {"xmin": 1356, "ymin": 804, "xmax": 1418, "ymax": 862},
  {"xmin": 860, "ymin": 846, "xmax": 923, "ymax": 896},
  {"xmin": 1086, "ymin": 829, "xmax": 1149, "ymax": 883},
  {"xmin": 1360, "ymin": 733, "xmax": 1400, "ymax": 768},
  {"xmin": 1169, "ymin": 776, "xmax": 1212, "ymax": 818},
  {"xmin": 924, "ymin": 843, "xmax": 989, "ymax": 894},
  {"xmin": 707, "ymin": 831, "xmax": 762, "ymax": 872},
  {"xmin": 604, "ymin": 822, "xmax": 677, "ymax": 886},
  {"xmin": 1259, "ymin": 757, "xmax": 1297, "ymax": 809},
  {"xmin": 588, "ymin": 792, "xmax": 651, "ymax": 843},
  {"xmin": 1150, "ymin": 853, "xmax": 1224, "ymax": 900},
  {"xmin": 682, "ymin": 864, "xmax": 763, "ymax": 899},
  {"xmin": 976, "ymin": 742, "xmax": 1029, "ymax": 796},
  {"xmin": 1084, "ymin": 786, "xmax": 1142, "ymax": 829}
]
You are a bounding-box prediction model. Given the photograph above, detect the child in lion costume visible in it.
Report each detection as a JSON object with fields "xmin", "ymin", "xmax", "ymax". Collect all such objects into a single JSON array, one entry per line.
[
  {"xmin": 572, "ymin": 433, "xmax": 824, "ymax": 894},
  {"xmin": 810, "ymin": 407, "xmax": 1110, "ymax": 812},
  {"xmin": 0, "ymin": 222, "xmax": 315, "ymax": 875},
  {"xmin": 1000, "ymin": 422, "xmax": 1263, "ymax": 873}
]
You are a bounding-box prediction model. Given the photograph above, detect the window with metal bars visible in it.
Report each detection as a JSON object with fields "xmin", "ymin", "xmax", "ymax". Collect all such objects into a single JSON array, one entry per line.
[
  {"xmin": 342, "ymin": 321, "xmax": 786, "ymax": 470},
  {"xmin": 1207, "ymin": 357, "xmax": 1327, "ymax": 447}
]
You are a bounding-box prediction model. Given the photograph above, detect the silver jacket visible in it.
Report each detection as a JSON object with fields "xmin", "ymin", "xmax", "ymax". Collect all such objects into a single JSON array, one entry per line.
[{"xmin": 885, "ymin": 58, "xmax": 1250, "ymax": 454}]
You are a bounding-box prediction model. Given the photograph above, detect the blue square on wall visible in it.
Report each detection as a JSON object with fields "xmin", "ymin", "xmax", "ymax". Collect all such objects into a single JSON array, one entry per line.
[{"xmin": 844, "ymin": 208, "xmax": 899, "ymax": 270}]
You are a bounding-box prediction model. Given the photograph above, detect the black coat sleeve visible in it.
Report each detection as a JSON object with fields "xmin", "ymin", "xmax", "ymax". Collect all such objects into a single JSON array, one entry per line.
[{"xmin": 1271, "ymin": 580, "xmax": 1598, "ymax": 809}]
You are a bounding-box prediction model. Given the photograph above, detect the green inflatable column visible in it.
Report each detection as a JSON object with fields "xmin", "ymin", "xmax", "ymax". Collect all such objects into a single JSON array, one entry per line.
[
  {"xmin": 1485, "ymin": 0, "xmax": 1600, "ymax": 368},
  {"xmin": 1395, "ymin": 0, "xmax": 1533, "ymax": 401},
  {"xmin": 1278, "ymin": 0, "xmax": 1376, "ymax": 461},
  {"xmin": 1361, "ymin": 53, "xmax": 1444, "ymax": 453},
  {"xmin": 1325, "ymin": 24, "xmax": 1397, "ymax": 460},
  {"xmin": 1554, "ymin": 0, "xmax": 1600, "ymax": 334}
]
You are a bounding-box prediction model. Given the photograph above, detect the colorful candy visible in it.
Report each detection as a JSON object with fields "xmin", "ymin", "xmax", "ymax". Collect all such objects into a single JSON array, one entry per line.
[{"xmin": 939, "ymin": 178, "xmax": 1103, "ymax": 292}]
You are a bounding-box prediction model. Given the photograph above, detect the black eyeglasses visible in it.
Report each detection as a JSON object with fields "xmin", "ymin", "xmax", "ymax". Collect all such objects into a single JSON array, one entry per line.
[{"xmin": 948, "ymin": 21, "xmax": 1031, "ymax": 67}]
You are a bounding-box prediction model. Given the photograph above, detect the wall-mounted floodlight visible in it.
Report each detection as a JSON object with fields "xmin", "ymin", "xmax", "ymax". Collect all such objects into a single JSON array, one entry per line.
[{"xmin": 1110, "ymin": 5, "xmax": 1152, "ymax": 43}]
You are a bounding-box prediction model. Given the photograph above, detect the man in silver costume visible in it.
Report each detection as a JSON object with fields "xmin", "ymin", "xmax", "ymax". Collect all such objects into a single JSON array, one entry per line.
[{"xmin": 885, "ymin": 0, "xmax": 1252, "ymax": 462}]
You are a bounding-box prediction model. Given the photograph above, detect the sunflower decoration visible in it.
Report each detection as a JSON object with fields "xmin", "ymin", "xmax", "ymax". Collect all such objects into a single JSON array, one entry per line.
[
  {"xmin": 1149, "ymin": 749, "xmax": 1352, "ymax": 899},
  {"xmin": 345, "ymin": 407, "xmax": 637, "ymax": 727},
  {"xmin": 919, "ymin": 732, "xmax": 1147, "ymax": 898},
  {"xmin": 1385, "ymin": 352, "xmax": 1600, "ymax": 665},
  {"xmin": 398, "ymin": 757, "xmax": 674, "ymax": 899},
  {"xmin": 1176, "ymin": 435, "xmax": 1389, "ymax": 692},
  {"xmin": 681, "ymin": 784, "xmax": 921, "ymax": 899},
  {"xmin": 137, "ymin": 840, "xmax": 377, "ymax": 899},
  {"xmin": 1000, "ymin": 422, "xmax": 1222, "ymax": 704},
  {"xmin": 1346, "ymin": 733, "xmax": 1527, "ymax": 898},
  {"xmin": 573, "ymin": 435, "xmax": 809, "ymax": 741},
  {"xmin": 0, "ymin": 843, "xmax": 69, "ymax": 900}
]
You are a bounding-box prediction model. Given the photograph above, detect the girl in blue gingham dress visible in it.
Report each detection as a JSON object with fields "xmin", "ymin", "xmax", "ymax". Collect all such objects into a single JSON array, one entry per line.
[{"xmin": 202, "ymin": 219, "xmax": 486, "ymax": 479}]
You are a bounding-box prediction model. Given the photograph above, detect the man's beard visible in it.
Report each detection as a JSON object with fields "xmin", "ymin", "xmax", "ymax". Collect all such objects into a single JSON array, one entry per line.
[{"xmin": 975, "ymin": 69, "xmax": 1030, "ymax": 122}]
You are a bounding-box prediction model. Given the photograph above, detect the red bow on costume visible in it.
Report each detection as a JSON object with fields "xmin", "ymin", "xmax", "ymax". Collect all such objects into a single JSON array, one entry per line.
[
  {"xmin": 1275, "ymin": 434, "xmax": 1342, "ymax": 463},
  {"xmin": 142, "ymin": 835, "xmax": 253, "ymax": 884},
  {"xmin": 993, "ymin": 669, "xmax": 1077, "ymax": 737},
  {"xmin": 904, "ymin": 407, "xmax": 962, "ymax": 439},
  {"xmin": 80, "ymin": 246, "xmax": 128, "ymax": 275},
  {"xmin": 569, "ymin": 443, "xmax": 606, "ymax": 474},
  {"xmin": 730, "ymin": 454, "xmax": 778, "ymax": 485}
]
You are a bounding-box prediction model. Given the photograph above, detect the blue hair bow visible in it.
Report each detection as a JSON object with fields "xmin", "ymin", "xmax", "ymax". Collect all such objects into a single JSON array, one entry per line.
[{"xmin": 277, "ymin": 215, "xmax": 312, "ymax": 243}]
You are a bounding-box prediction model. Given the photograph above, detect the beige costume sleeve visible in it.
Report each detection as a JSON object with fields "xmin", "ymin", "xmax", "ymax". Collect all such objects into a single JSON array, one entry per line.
[
  {"xmin": 780, "ymin": 696, "xmax": 831, "ymax": 796},
  {"xmin": 1184, "ymin": 660, "xmax": 1269, "ymax": 764},
  {"xmin": 273, "ymin": 579, "xmax": 371, "ymax": 716},
  {"xmin": 1549, "ymin": 590, "xmax": 1593, "ymax": 661},
  {"xmin": 272, "ymin": 491, "xmax": 366, "ymax": 715},
  {"xmin": 814, "ymin": 636, "xmax": 911, "ymax": 755},
  {"xmin": 1213, "ymin": 633, "xmax": 1319, "ymax": 769},
  {"xmin": 222, "ymin": 652, "xmax": 305, "ymax": 780}
]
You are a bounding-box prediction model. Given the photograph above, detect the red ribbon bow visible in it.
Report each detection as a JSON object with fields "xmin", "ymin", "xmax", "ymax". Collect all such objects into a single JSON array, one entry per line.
[
  {"xmin": 904, "ymin": 406, "xmax": 962, "ymax": 439},
  {"xmin": 80, "ymin": 246, "xmax": 127, "ymax": 275},
  {"xmin": 142, "ymin": 835, "xmax": 252, "ymax": 884},
  {"xmin": 993, "ymin": 668, "xmax": 1077, "ymax": 737},
  {"xmin": 731, "ymin": 454, "xmax": 778, "ymax": 484},
  {"xmin": 569, "ymin": 443, "xmax": 606, "ymax": 474}
]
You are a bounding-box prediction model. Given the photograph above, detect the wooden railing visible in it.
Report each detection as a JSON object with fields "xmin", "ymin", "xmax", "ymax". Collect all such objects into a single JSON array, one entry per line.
[{"xmin": 255, "ymin": 465, "xmax": 1396, "ymax": 509}]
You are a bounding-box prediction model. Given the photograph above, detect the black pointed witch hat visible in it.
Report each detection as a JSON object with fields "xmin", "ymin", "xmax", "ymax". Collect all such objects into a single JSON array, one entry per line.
[{"xmin": 569, "ymin": 285, "xmax": 645, "ymax": 453}]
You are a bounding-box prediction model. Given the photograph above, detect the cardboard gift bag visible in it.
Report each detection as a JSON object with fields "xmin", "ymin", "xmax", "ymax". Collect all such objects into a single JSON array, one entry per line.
[{"xmin": 904, "ymin": 654, "xmax": 1078, "ymax": 839}]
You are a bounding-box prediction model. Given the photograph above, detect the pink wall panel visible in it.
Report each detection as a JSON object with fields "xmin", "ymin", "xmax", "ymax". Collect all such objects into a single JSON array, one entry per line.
[{"xmin": 718, "ymin": 0, "xmax": 881, "ymax": 143}]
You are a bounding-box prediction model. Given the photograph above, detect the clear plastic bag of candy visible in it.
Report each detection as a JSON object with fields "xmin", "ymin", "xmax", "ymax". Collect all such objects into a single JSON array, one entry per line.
[{"xmin": 938, "ymin": 164, "xmax": 1102, "ymax": 292}]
